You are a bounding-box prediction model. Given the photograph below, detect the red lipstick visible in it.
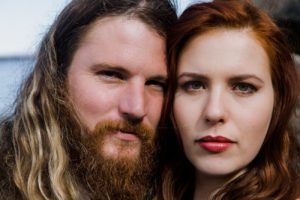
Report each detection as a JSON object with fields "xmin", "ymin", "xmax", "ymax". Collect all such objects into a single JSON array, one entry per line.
[{"xmin": 196, "ymin": 136, "xmax": 235, "ymax": 153}]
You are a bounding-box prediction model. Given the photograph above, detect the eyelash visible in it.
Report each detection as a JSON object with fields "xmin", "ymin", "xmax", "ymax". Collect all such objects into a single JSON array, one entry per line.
[
  {"xmin": 146, "ymin": 80, "xmax": 166, "ymax": 92},
  {"xmin": 179, "ymin": 80, "xmax": 206, "ymax": 92},
  {"xmin": 178, "ymin": 80, "xmax": 258, "ymax": 96},
  {"xmin": 232, "ymin": 82, "xmax": 257, "ymax": 95},
  {"xmin": 96, "ymin": 70, "xmax": 166, "ymax": 91},
  {"xmin": 96, "ymin": 70, "xmax": 124, "ymax": 80}
]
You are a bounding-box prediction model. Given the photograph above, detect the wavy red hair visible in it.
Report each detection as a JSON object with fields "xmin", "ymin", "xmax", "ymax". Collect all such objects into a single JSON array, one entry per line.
[{"xmin": 159, "ymin": 0, "xmax": 300, "ymax": 199}]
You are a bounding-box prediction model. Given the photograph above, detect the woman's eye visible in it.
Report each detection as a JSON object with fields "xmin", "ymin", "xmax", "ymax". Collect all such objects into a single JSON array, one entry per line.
[
  {"xmin": 180, "ymin": 81, "xmax": 205, "ymax": 92},
  {"xmin": 96, "ymin": 70, "xmax": 124, "ymax": 80},
  {"xmin": 233, "ymin": 82, "xmax": 257, "ymax": 95}
]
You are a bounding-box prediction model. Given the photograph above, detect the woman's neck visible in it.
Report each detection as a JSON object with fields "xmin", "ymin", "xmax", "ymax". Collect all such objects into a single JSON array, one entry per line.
[
  {"xmin": 193, "ymin": 175, "xmax": 224, "ymax": 200},
  {"xmin": 193, "ymin": 171, "xmax": 239, "ymax": 200},
  {"xmin": 194, "ymin": 174, "xmax": 233, "ymax": 200}
]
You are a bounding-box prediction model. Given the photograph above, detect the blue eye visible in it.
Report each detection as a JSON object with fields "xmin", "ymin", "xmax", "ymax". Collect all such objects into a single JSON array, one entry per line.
[
  {"xmin": 180, "ymin": 81, "xmax": 205, "ymax": 92},
  {"xmin": 233, "ymin": 83, "xmax": 257, "ymax": 94}
]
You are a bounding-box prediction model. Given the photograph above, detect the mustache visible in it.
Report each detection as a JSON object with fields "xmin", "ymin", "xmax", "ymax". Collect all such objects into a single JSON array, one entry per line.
[
  {"xmin": 91, "ymin": 120, "xmax": 155, "ymax": 140},
  {"xmin": 77, "ymin": 120, "xmax": 158, "ymax": 199}
]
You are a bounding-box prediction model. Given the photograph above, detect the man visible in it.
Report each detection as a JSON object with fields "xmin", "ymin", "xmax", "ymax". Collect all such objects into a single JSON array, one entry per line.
[{"xmin": 0, "ymin": 0, "xmax": 177, "ymax": 199}]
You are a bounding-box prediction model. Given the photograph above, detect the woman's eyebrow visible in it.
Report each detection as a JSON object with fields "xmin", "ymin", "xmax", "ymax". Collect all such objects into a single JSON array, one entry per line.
[
  {"xmin": 228, "ymin": 74, "xmax": 264, "ymax": 84},
  {"xmin": 177, "ymin": 72, "xmax": 208, "ymax": 81}
]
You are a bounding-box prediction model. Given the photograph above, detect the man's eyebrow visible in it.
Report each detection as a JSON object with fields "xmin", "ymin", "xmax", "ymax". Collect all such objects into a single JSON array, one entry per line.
[
  {"xmin": 91, "ymin": 63, "xmax": 130, "ymax": 74},
  {"xmin": 91, "ymin": 63, "xmax": 167, "ymax": 81},
  {"xmin": 149, "ymin": 75, "xmax": 168, "ymax": 82}
]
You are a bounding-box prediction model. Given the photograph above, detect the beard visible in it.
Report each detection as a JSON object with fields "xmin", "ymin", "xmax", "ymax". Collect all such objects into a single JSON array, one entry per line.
[{"xmin": 69, "ymin": 120, "xmax": 158, "ymax": 200}]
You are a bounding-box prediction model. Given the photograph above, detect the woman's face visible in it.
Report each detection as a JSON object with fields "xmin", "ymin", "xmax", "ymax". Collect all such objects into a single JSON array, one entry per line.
[{"xmin": 173, "ymin": 28, "xmax": 274, "ymax": 178}]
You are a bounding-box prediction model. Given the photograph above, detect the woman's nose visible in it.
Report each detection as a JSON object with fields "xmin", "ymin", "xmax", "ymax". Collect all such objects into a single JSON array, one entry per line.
[{"xmin": 203, "ymin": 89, "xmax": 227, "ymax": 125}]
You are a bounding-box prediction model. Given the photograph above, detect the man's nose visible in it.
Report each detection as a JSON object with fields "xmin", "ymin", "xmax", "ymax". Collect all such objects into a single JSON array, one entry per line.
[
  {"xmin": 119, "ymin": 81, "xmax": 146, "ymax": 124},
  {"xmin": 203, "ymin": 89, "xmax": 227, "ymax": 125}
]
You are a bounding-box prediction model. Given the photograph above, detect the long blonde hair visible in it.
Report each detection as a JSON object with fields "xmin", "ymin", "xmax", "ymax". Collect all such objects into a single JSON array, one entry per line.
[{"xmin": 0, "ymin": 0, "xmax": 177, "ymax": 199}]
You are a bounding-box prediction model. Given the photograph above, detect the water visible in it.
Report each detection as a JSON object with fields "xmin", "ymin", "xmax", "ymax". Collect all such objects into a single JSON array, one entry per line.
[
  {"xmin": 0, "ymin": 57, "xmax": 299, "ymax": 136},
  {"xmin": 0, "ymin": 57, "xmax": 34, "ymax": 115}
]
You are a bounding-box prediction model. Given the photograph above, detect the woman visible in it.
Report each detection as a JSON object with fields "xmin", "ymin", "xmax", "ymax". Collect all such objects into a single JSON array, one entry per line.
[{"xmin": 159, "ymin": 0, "xmax": 300, "ymax": 199}]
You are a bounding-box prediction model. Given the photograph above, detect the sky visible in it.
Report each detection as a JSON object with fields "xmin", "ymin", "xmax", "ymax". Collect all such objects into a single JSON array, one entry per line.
[
  {"xmin": 0, "ymin": 0, "xmax": 207, "ymax": 57},
  {"xmin": 0, "ymin": 0, "xmax": 71, "ymax": 57},
  {"xmin": 0, "ymin": 0, "xmax": 209, "ymax": 113}
]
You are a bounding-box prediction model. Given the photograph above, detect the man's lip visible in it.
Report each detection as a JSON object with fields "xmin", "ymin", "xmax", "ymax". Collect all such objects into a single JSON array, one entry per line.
[
  {"xmin": 113, "ymin": 131, "xmax": 139, "ymax": 141},
  {"xmin": 196, "ymin": 135, "xmax": 235, "ymax": 143},
  {"xmin": 120, "ymin": 129, "xmax": 137, "ymax": 135}
]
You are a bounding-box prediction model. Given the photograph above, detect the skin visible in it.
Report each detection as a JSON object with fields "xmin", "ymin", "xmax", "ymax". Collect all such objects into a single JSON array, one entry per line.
[
  {"xmin": 173, "ymin": 28, "xmax": 274, "ymax": 199},
  {"xmin": 67, "ymin": 16, "xmax": 167, "ymax": 160}
]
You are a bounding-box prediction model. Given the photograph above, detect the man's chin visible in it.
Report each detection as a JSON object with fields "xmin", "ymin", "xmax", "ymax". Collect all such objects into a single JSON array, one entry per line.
[
  {"xmin": 100, "ymin": 136, "xmax": 142, "ymax": 161},
  {"xmin": 77, "ymin": 137, "xmax": 157, "ymax": 200},
  {"xmin": 72, "ymin": 120, "xmax": 158, "ymax": 199}
]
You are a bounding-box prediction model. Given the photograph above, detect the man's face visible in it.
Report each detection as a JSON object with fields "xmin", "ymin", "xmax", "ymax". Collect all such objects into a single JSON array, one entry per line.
[{"xmin": 67, "ymin": 16, "xmax": 167, "ymax": 161}]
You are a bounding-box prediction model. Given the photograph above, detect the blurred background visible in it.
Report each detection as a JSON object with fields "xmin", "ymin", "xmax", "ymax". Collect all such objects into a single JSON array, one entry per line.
[
  {"xmin": 0, "ymin": 0, "xmax": 299, "ymax": 133},
  {"xmin": 0, "ymin": 0, "xmax": 71, "ymax": 115},
  {"xmin": 252, "ymin": 0, "xmax": 300, "ymax": 133},
  {"xmin": 0, "ymin": 0, "xmax": 200, "ymax": 115}
]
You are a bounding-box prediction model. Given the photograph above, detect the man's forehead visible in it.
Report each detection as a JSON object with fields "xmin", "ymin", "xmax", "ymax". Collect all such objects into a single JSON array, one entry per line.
[
  {"xmin": 73, "ymin": 15, "xmax": 168, "ymax": 79},
  {"xmin": 84, "ymin": 15, "xmax": 162, "ymax": 42}
]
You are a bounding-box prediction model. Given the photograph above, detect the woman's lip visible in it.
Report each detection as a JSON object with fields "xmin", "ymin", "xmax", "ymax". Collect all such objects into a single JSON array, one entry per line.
[
  {"xmin": 197, "ymin": 142, "xmax": 233, "ymax": 152},
  {"xmin": 196, "ymin": 135, "xmax": 235, "ymax": 143},
  {"xmin": 195, "ymin": 135, "xmax": 235, "ymax": 152}
]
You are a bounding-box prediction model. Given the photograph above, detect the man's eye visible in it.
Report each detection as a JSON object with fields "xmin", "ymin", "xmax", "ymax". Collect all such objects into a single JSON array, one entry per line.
[
  {"xmin": 232, "ymin": 82, "xmax": 257, "ymax": 95},
  {"xmin": 96, "ymin": 70, "xmax": 124, "ymax": 80},
  {"xmin": 146, "ymin": 80, "xmax": 166, "ymax": 92},
  {"xmin": 180, "ymin": 81, "xmax": 205, "ymax": 92}
]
